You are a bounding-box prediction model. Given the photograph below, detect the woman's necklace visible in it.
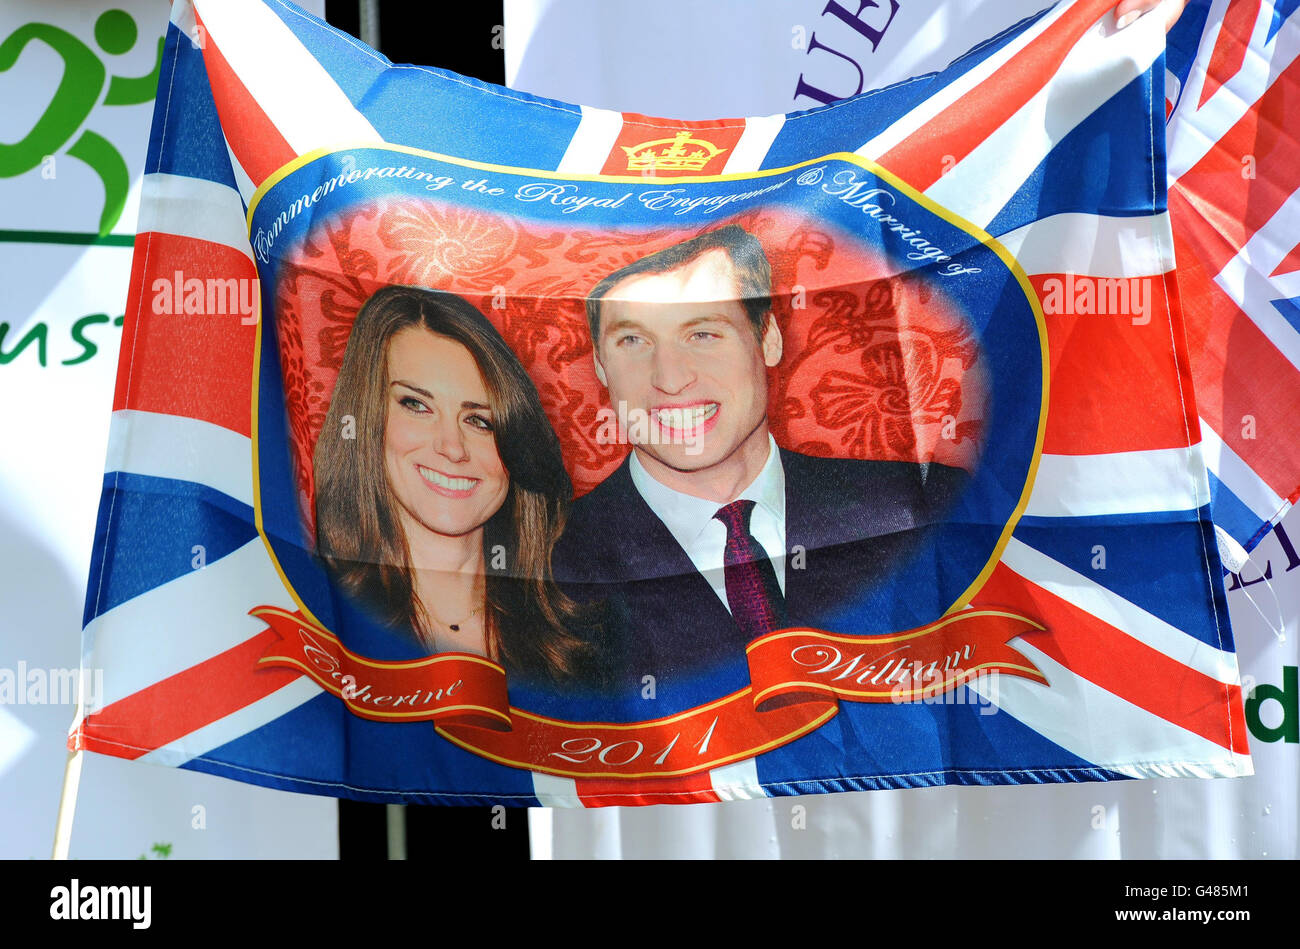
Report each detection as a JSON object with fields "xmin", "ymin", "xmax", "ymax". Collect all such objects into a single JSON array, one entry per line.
[{"xmin": 442, "ymin": 604, "xmax": 484, "ymax": 633}]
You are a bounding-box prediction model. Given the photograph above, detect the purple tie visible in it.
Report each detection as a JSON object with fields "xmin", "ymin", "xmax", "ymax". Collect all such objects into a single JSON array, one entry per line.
[{"xmin": 714, "ymin": 499, "xmax": 787, "ymax": 642}]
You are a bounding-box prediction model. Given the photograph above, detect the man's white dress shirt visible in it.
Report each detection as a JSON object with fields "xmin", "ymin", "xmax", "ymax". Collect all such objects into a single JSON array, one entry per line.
[{"xmin": 628, "ymin": 434, "xmax": 787, "ymax": 613}]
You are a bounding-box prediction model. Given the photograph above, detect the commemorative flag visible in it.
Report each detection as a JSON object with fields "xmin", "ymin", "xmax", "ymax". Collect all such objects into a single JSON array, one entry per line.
[
  {"xmin": 73, "ymin": 0, "xmax": 1251, "ymax": 807},
  {"xmin": 1163, "ymin": 0, "xmax": 1300, "ymax": 566}
]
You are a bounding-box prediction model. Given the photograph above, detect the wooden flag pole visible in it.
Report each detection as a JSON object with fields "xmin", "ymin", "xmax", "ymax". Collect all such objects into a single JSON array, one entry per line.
[
  {"xmin": 53, "ymin": 678, "xmax": 91, "ymax": 859},
  {"xmin": 52, "ymin": 745, "xmax": 84, "ymax": 859}
]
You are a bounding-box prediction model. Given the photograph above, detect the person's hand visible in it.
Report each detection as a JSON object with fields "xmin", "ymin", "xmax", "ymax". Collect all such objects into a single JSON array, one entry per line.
[{"xmin": 1114, "ymin": 0, "xmax": 1190, "ymax": 32}]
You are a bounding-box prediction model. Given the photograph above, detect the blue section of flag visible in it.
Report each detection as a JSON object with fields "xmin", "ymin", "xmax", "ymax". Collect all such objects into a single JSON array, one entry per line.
[
  {"xmin": 1207, "ymin": 469, "xmax": 1275, "ymax": 552},
  {"xmin": 82, "ymin": 472, "xmax": 257, "ymax": 628},
  {"xmin": 987, "ymin": 71, "xmax": 1165, "ymax": 237},
  {"xmin": 187, "ymin": 692, "xmax": 543, "ymax": 807},
  {"xmin": 756, "ymin": 690, "xmax": 1129, "ymax": 794},
  {"xmin": 1014, "ymin": 509, "xmax": 1234, "ymax": 651},
  {"xmin": 1166, "ymin": 0, "xmax": 1214, "ymax": 97},
  {"xmin": 145, "ymin": 24, "xmax": 239, "ymax": 191},
  {"xmin": 1270, "ymin": 0, "xmax": 1300, "ymax": 43},
  {"xmin": 1270, "ymin": 295, "xmax": 1300, "ymax": 334}
]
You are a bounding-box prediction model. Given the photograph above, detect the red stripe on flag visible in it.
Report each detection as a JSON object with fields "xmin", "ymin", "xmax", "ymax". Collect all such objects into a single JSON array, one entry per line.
[
  {"xmin": 575, "ymin": 771, "xmax": 722, "ymax": 808},
  {"xmin": 971, "ymin": 563, "xmax": 1250, "ymax": 756},
  {"xmin": 1029, "ymin": 273, "xmax": 1195, "ymax": 454},
  {"xmin": 1198, "ymin": 0, "xmax": 1263, "ymax": 107},
  {"xmin": 600, "ymin": 116, "xmax": 746, "ymax": 178},
  {"xmin": 1171, "ymin": 188, "xmax": 1300, "ymax": 501},
  {"xmin": 195, "ymin": 11, "xmax": 296, "ymax": 186},
  {"xmin": 77, "ymin": 631, "xmax": 300, "ymax": 760},
  {"xmin": 875, "ymin": 0, "xmax": 1116, "ymax": 190},
  {"xmin": 1270, "ymin": 238, "xmax": 1300, "ymax": 278},
  {"xmin": 112, "ymin": 232, "xmax": 258, "ymax": 437},
  {"xmin": 1175, "ymin": 54, "xmax": 1300, "ymax": 277}
]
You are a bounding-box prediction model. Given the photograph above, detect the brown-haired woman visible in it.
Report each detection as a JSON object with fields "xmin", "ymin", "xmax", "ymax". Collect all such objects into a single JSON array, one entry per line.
[{"xmin": 313, "ymin": 284, "xmax": 590, "ymax": 685}]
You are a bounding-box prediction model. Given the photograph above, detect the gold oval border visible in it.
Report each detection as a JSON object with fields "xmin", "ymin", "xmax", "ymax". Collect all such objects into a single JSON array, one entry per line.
[{"xmin": 245, "ymin": 143, "xmax": 1051, "ymax": 717}]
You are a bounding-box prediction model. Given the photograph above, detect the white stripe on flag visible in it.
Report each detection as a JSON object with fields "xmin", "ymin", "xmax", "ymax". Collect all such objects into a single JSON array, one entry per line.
[
  {"xmin": 967, "ymin": 642, "xmax": 1252, "ymax": 779},
  {"xmin": 137, "ymin": 678, "xmax": 323, "ymax": 767},
  {"xmin": 1000, "ymin": 538, "xmax": 1239, "ymax": 686},
  {"xmin": 105, "ymin": 409, "xmax": 254, "ymax": 508},
  {"xmin": 1168, "ymin": 1, "xmax": 1300, "ymax": 180},
  {"xmin": 1197, "ymin": 418, "xmax": 1287, "ymax": 521},
  {"xmin": 926, "ymin": 11, "xmax": 1165, "ymax": 230},
  {"xmin": 994, "ymin": 212, "xmax": 1173, "ymax": 277},
  {"xmin": 170, "ymin": 0, "xmax": 198, "ymax": 38},
  {"xmin": 855, "ymin": 0, "xmax": 1072, "ymax": 160},
  {"xmin": 722, "ymin": 116, "xmax": 786, "ymax": 175},
  {"xmin": 555, "ymin": 105, "xmax": 624, "ymax": 174},
  {"xmin": 137, "ymin": 173, "xmax": 253, "ymax": 261},
  {"xmin": 1025, "ymin": 447, "xmax": 1211, "ymax": 519},
  {"xmin": 85, "ymin": 539, "xmax": 295, "ymax": 709},
  {"xmin": 1213, "ymin": 188, "xmax": 1300, "ymax": 373},
  {"xmin": 531, "ymin": 772, "xmax": 582, "ymax": 808},
  {"xmin": 710, "ymin": 757, "xmax": 764, "ymax": 800},
  {"xmin": 192, "ymin": 0, "xmax": 382, "ymax": 160},
  {"xmin": 223, "ymin": 135, "xmax": 257, "ymax": 208}
]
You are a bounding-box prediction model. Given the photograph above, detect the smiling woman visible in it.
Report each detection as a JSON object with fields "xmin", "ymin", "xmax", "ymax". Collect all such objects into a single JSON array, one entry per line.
[{"xmin": 312, "ymin": 285, "xmax": 591, "ymax": 684}]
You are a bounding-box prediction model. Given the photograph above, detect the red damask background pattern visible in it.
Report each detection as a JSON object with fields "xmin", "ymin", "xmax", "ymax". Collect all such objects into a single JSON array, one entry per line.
[{"xmin": 274, "ymin": 200, "xmax": 987, "ymax": 535}]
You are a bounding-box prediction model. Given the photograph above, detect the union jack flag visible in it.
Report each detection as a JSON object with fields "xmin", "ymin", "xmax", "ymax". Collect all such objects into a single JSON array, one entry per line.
[
  {"xmin": 73, "ymin": 0, "xmax": 1252, "ymax": 807},
  {"xmin": 1164, "ymin": 0, "xmax": 1300, "ymax": 567}
]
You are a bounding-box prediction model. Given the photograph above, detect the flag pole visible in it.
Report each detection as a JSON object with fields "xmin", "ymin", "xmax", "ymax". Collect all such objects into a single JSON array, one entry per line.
[
  {"xmin": 359, "ymin": 0, "xmax": 380, "ymax": 49},
  {"xmin": 385, "ymin": 804, "xmax": 407, "ymax": 859},
  {"xmin": 53, "ymin": 675, "xmax": 91, "ymax": 859},
  {"xmin": 52, "ymin": 746, "xmax": 84, "ymax": 859},
  {"xmin": 357, "ymin": 0, "xmax": 398, "ymax": 862}
]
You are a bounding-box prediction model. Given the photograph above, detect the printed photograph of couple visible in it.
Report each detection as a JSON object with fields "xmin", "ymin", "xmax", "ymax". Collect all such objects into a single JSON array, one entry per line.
[{"xmin": 272, "ymin": 199, "xmax": 987, "ymax": 702}]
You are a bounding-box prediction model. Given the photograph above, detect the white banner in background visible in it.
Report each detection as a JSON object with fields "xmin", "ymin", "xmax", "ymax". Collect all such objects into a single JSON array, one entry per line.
[
  {"xmin": 505, "ymin": 0, "xmax": 1056, "ymax": 119},
  {"xmin": 0, "ymin": 0, "xmax": 335, "ymax": 859},
  {"xmin": 507, "ymin": 0, "xmax": 1299, "ymax": 859}
]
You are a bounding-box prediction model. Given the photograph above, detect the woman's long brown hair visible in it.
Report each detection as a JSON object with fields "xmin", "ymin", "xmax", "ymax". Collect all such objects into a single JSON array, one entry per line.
[{"xmin": 313, "ymin": 285, "xmax": 587, "ymax": 682}]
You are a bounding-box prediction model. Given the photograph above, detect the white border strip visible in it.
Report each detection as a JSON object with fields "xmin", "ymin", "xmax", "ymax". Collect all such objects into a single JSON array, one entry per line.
[
  {"xmin": 223, "ymin": 135, "xmax": 258, "ymax": 208},
  {"xmin": 722, "ymin": 116, "xmax": 786, "ymax": 175},
  {"xmin": 995, "ymin": 211, "xmax": 1173, "ymax": 277},
  {"xmin": 531, "ymin": 771, "xmax": 582, "ymax": 808},
  {"xmin": 1026, "ymin": 447, "xmax": 1211, "ymax": 519},
  {"xmin": 555, "ymin": 105, "xmax": 625, "ymax": 174},
  {"xmin": 138, "ymin": 173, "xmax": 254, "ymax": 262},
  {"xmin": 105, "ymin": 409, "xmax": 254, "ymax": 509}
]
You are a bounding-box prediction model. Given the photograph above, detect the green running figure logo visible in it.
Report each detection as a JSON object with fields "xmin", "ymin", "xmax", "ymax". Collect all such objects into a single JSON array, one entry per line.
[{"xmin": 0, "ymin": 9, "xmax": 163, "ymax": 235}]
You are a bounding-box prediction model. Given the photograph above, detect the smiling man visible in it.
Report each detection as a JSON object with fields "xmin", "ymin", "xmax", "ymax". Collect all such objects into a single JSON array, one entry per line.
[{"xmin": 555, "ymin": 225, "xmax": 969, "ymax": 690}]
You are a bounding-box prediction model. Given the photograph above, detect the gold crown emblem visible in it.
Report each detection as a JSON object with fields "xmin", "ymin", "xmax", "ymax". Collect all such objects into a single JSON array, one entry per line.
[{"xmin": 622, "ymin": 130, "xmax": 728, "ymax": 173}]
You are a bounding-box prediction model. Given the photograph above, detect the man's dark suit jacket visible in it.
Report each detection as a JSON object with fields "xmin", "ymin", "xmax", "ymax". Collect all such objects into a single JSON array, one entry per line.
[{"xmin": 553, "ymin": 448, "xmax": 969, "ymax": 694}]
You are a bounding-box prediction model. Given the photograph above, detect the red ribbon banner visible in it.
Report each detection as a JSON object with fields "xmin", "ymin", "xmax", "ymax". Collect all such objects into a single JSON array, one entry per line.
[{"xmin": 253, "ymin": 606, "xmax": 1047, "ymax": 779}]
